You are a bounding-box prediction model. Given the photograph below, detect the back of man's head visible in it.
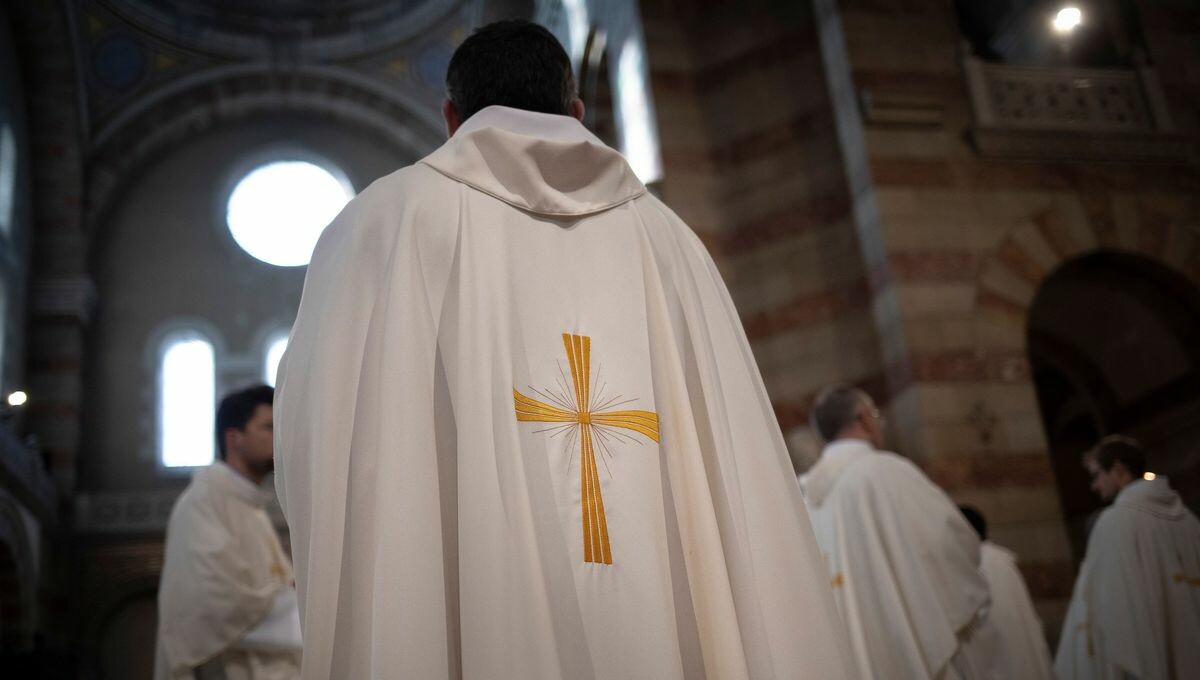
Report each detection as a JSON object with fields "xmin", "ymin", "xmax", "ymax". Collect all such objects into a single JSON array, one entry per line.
[
  {"xmin": 959, "ymin": 505, "xmax": 987, "ymax": 541},
  {"xmin": 216, "ymin": 384, "xmax": 274, "ymax": 460},
  {"xmin": 809, "ymin": 384, "xmax": 867, "ymax": 444},
  {"xmin": 1090, "ymin": 434, "xmax": 1146, "ymax": 478},
  {"xmin": 446, "ymin": 20, "xmax": 577, "ymax": 122}
]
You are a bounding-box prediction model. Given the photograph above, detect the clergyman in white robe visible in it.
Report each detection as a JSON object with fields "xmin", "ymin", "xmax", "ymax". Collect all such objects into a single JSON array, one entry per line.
[
  {"xmin": 800, "ymin": 394, "xmax": 998, "ymax": 680},
  {"xmin": 958, "ymin": 505, "xmax": 1055, "ymax": 680},
  {"xmin": 155, "ymin": 461, "xmax": 302, "ymax": 679},
  {"xmin": 274, "ymin": 100, "xmax": 862, "ymax": 679},
  {"xmin": 979, "ymin": 542, "xmax": 1054, "ymax": 679},
  {"xmin": 1055, "ymin": 476, "xmax": 1200, "ymax": 679}
]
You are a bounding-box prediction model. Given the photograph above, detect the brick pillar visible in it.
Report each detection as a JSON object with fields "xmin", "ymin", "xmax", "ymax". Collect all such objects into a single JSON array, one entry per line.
[
  {"xmin": 8, "ymin": 1, "xmax": 89, "ymax": 656},
  {"xmin": 8, "ymin": 2, "xmax": 90, "ymax": 500},
  {"xmin": 641, "ymin": 0, "xmax": 886, "ymax": 471}
]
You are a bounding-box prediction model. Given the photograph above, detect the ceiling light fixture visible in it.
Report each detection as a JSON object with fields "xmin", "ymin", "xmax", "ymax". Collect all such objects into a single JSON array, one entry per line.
[{"xmin": 1052, "ymin": 6, "xmax": 1083, "ymax": 34}]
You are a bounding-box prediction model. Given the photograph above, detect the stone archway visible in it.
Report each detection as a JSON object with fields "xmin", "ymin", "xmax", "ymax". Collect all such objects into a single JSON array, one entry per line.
[
  {"xmin": 86, "ymin": 64, "xmax": 446, "ymax": 235},
  {"xmin": 1028, "ymin": 251, "xmax": 1200, "ymax": 561},
  {"xmin": 975, "ymin": 201, "xmax": 1200, "ymax": 564},
  {"xmin": 977, "ymin": 200, "xmax": 1200, "ymax": 320},
  {"xmin": 87, "ymin": 582, "xmax": 160, "ymax": 680},
  {"xmin": 0, "ymin": 496, "xmax": 35, "ymax": 653}
]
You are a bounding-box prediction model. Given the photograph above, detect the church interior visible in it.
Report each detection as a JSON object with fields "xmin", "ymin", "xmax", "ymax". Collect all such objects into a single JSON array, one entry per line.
[{"xmin": 0, "ymin": 0, "xmax": 1197, "ymax": 677}]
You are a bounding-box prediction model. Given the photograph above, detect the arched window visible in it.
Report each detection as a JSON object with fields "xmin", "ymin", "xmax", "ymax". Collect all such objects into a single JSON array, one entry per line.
[
  {"xmin": 0, "ymin": 283, "xmax": 7, "ymax": 390},
  {"xmin": 263, "ymin": 332, "xmax": 289, "ymax": 387},
  {"xmin": 562, "ymin": 0, "xmax": 589, "ymax": 66},
  {"xmin": 615, "ymin": 34, "xmax": 662, "ymax": 184},
  {"xmin": 225, "ymin": 159, "xmax": 354, "ymax": 267},
  {"xmin": 0, "ymin": 124, "xmax": 14, "ymax": 236},
  {"xmin": 159, "ymin": 331, "xmax": 216, "ymax": 468}
]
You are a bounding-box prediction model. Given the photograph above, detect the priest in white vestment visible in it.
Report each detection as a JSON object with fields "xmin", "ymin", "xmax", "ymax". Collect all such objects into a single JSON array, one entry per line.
[
  {"xmin": 155, "ymin": 385, "xmax": 302, "ymax": 680},
  {"xmin": 274, "ymin": 20, "xmax": 858, "ymax": 680},
  {"xmin": 799, "ymin": 385, "xmax": 1000, "ymax": 680},
  {"xmin": 1055, "ymin": 435, "xmax": 1200, "ymax": 680},
  {"xmin": 959, "ymin": 506, "xmax": 1055, "ymax": 680}
]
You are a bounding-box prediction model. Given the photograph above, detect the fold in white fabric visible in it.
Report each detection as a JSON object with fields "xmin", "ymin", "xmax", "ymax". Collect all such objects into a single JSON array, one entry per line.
[{"xmin": 238, "ymin": 588, "xmax": 303, "ymax": 652}]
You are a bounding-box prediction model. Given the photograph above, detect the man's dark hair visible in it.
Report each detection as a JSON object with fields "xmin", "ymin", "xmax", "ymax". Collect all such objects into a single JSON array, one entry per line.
[
  {"xmin": 215, "ymin": 384, "xmax": 274, "ymax": 460},
  {"xmin": 446, "ymin": 20, "xmax": 577, "ymax": 122},
  {"xmin": 1089, "ymin": 434, "xmax": 1146, "ymax": 478},
  {"xmin": 959, "ymin": 505, "xmax": 987, "ymax": 541},
  {"xmin": 809, "ymin": 384, "xmax": 868, "ymax": 443}
]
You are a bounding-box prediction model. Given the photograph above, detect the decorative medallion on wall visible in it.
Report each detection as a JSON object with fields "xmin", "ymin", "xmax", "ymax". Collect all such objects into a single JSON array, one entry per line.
[{"xmin": 92, "ymin": 33, "xmax": 149, "ymax": 92}]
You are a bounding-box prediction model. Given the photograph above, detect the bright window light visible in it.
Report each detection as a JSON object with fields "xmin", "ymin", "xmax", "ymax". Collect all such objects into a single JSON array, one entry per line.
[
  {"xmin": 226, "ymin": 160, "xmax": 353, "ymax": 267},
  {"xmin": 0, "ymin": 125, "xmax": 15, "ymax": 235},
  {"xmin": 1052, "ymin": 6, "xmax": 1083, "ymax": 34},
  {"xmin": 160, "ymin": 334, "xmax": 215, "ymax": 468},
  {"xmin": 617, "ymin": 36, "xmax": 663, "ymax": 184},
  {"xmin": 0, "ymin": 284, "xmax": 6, "ymax": 387},
  {"xmin": 264, "ymin": 334, "xmax": 288, "ymax": 387},
  {"xmin": 562, "ymin": 0, "xmax": 589, "ymax": 65}
]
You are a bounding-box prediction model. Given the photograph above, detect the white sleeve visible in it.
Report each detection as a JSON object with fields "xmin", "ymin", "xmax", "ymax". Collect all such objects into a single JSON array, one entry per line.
[{"xmin": 236, "ymin": 587, "xmax": 303, "ymax": 651}]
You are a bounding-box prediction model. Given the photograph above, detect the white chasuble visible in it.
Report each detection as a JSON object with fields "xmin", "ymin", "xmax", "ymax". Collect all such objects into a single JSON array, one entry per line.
[
  {"xmin": 155, "ymin": 462, "xmax": 300, "ymax": 679},
  {"xmin": 979, "ymin": 541, "xmax": 1054, "ymax": 680},
  {"xmin": 1055, "ymin": 478, "xmax": 1200, "ymax": 680},
  {"xmin": 800, "ymin": 439, "xmax": 996, "ymax": 680},
  {"xmin": 274, "ymin": 106, "xmax": 859, "ymax": 680}
]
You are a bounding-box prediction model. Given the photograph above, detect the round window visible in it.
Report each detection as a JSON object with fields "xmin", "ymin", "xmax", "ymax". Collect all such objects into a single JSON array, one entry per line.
[{"xmin": 226, "ymin": 160, "xmax": 354, "ymax": 267}]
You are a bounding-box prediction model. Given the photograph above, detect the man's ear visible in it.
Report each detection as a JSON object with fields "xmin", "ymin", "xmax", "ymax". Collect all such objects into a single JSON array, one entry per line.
[
  {"xmin": 569, "ymin": 97, "xmax": 585, "ymax": 122},
  {"xmin": 222, "ymin": 427, "xmax": 240, "ymax": 458},
  {"xmin": 442, "ymin": 99, "xmax": 463, "ymax": 138}
]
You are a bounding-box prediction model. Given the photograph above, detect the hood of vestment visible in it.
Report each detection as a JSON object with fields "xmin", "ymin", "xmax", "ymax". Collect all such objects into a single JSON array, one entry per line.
[
  {"xmin": 420, "ymin": 105, "xmax": 646, "ymax": 217},
  {"xmin": 798, "ymin": 438, "xmax": 874, "ymax": 507},
  {"xmin": 1113, "ymin": 477, "xmax": 1189, "ymax": 520},
  {"xmin": 196, "ymin": 461, "xmax": 273, "ymax": 509}
]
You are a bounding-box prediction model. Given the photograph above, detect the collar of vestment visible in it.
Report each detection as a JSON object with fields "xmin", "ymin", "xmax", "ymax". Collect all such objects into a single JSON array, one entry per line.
[
  {"xmin": 1113, "ymin": 476, "xmax": 1187, "ymax": 519},
  {"xmin": 420, "ymin": 105, "xmax": 646, "ymax": 217},
  {"xmin": 197, "ymin": 461, "xmax": 273, "ymax": 509},
  {"xmin": 799, "ymin": 438, "xmax": 875, "ymax": 507}
]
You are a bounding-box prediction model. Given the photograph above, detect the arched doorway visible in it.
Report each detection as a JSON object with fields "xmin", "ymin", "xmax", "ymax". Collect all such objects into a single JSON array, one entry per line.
[
  {"xmin": 95, "ymin": 589, "xmax": 158, "ymax": 680},
  {"xmin": 1029, "ymin": 251, "xmax": 1200, "ymax": 563}
]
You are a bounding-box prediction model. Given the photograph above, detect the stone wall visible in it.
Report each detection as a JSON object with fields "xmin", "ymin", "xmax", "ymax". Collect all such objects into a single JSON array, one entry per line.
[{"xmin": 642, "ymin": 0, "xmax": 887, "ymax": 472}]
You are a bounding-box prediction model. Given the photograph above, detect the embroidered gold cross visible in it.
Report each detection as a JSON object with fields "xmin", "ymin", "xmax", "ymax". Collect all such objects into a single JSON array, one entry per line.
[{"xmin": 514, "ymin": 333, "xmax": 659, "ymax": 565}]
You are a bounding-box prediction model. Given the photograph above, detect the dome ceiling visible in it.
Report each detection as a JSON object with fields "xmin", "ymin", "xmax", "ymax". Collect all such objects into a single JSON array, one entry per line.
[
  {"xmin": 94, "ymin": 0, "xmax": 463, "ymax": 60},
  {"xmin": 79, "ymin": 0, "xmax": 481, "ymax": 221}
]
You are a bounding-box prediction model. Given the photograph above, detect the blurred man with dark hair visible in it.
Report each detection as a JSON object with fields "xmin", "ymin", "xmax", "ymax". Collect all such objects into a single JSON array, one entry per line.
[
  {"xmin": 156, "ymin": 385, "xmax": 301, "ymax": 680},
  {"xmin": 959, "ymin": 505, "xmax": 1055, "ymax": 680},
  {"xmin": 443, "ymin": 19, "xmax": 581, "ymax": 124},
  {"xmin": 800, "ymin": 384, "xmax": 1001, "ymax": 679},
  {"xmin": 276, "ymin": 19, "xmax": 857, "ymax": 680},
  {"xmin": 1084, "ymin": 434, "xmax": 1146, "ymax": 502},
  {"xmin": 1057, "ymin": 435, "xmax": 1200, "ymax": 679}
]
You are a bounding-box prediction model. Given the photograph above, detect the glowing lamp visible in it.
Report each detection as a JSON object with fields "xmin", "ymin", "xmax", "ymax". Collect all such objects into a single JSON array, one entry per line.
[
  {"xmin": 6, "ymin": 391, "xmax": 27, "ymax": 407},
  {"xmin": 1052, "ymin": 7, "xmax": 1083, "ymax": 34}
]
